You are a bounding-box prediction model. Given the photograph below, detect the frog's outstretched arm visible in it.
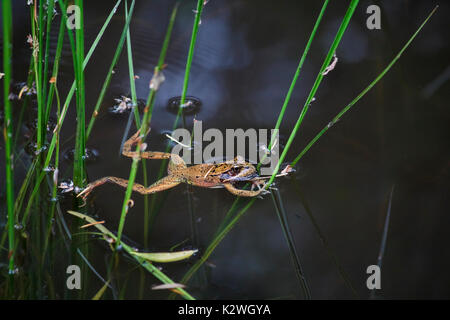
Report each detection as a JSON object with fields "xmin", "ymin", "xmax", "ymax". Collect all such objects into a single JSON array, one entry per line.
[
  {"xmin": 77, "ymin": 175, "xmax": 180, "ymax": 200},
  {"xmin": 122, "ymin": 130, "xmax": 186, "ymax": 171}
]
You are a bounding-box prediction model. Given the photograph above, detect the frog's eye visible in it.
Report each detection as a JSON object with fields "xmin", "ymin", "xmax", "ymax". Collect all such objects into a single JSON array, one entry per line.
[{"xmin": 230, "ymin": 166, "xmax": 242, "ymax": 174}]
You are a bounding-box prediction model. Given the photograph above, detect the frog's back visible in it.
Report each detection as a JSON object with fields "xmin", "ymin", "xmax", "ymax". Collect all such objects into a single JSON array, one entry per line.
[{"xmin": 180, "ymin": 163, "xmax": 225, "ymax": 187}]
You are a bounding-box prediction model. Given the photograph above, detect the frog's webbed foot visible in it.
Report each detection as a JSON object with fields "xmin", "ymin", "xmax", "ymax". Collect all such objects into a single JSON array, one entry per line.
[{"xmin": 77, "ymin": 176, "xmax": 129, "ymax": 200}]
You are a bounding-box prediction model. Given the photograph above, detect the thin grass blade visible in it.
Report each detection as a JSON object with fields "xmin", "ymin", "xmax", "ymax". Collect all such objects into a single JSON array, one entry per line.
[{"xmin": 271, "ymin": 188, "xmax": 311, "ymax": 299}]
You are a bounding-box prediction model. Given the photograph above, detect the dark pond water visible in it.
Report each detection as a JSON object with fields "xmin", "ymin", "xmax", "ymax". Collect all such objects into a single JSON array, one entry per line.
[{"xmin": 3, "ymin": 0, "xmax": 450, "ymax": 299}]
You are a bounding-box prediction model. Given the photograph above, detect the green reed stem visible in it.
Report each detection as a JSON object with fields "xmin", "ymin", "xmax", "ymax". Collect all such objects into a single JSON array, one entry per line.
[
  {"xmin": 45, "ymin": 0, "xmax": 66, "ymax": 124},
  {"xmin": 290, "ymin": 176, "xmax": 358, "ymax": 297},
  {"xmin": 167, "ymin": 0, "xmax": 204, "ymax": 134},
  {"xmin": 215, "ymin": 0, "xmax": 330, "ymax": 249},
  {"xmin": 223, "ymin": 0, "xmax": 329, "ymax": 236},
  {"xmin": 13, "ymin": 55, "xmax": 34, "ymax": 147},
  {"xmin": 178, "ymin": 2, "xmax": 437, "ymax": 297},
  {"xmin": 291, "ymin": 6, "xmax": 438, "ymax": 166},
  {"xmin": 264, "ymin": 0, "xmax": 359, "ymax": 188},
  {"xmin": 42, "ymin": 0, "xmax": 55, "ymax": 113},
  {"xmin": 85, "ymin": 0, "xmax": 135, "ymax": 140},
  {"xmin": 67, "ymin": 210, "xmax": 195, "ymax": 299},
  {"xmin": 175, "ymin": 0, "xmax": 359, "ymax": 293},
  {"xmin": 180, "ymin": 0, "xmax": 203, "ymax": 108},
  {"xmin": 125, "ymin": 0, "xmax": 140, "ymax": 127},
  {"xmin": 31, "ymin": 2, "xmax": 43, "ymax": 151},
  {"xmin": 177, "ymin": 0, "xmax": 204, "ymax": 267},
  {"xmin": 4, "ymin": 3, "xmax": 123, "ymax": 293},
  {"xmin": 123, "ymin": 0, "xmax": 152, "ymax": 250},
  {"xmin": 269, "ymin": 0, "xmax": 329, "ymax": 149},
  {"xmin": 271, "ymin": 188, "xmax": 311, "ymax": 298},
  {"xmin": 371, "ymin": 184, "xmax": 395, "ymax": 299},
  {"xmin": 115, "ymin": 2, "xmax": 179, "ymax": 247},
  {"xmin": 43, "ymin": 82, "xmax": 62, "ymax": 258},
  {"xmin": 73, "ymin": 0, "xmax": 86, "ymax": 187},
  {"xmin": 2, "ymin": 0, "xmax": 15, "ymax": 280},
  {"xmin": 37, "ymin": 1, "xmax": 45, "ymax": 149},
  {"xmin": 30, "ymin": 1, "xmax": 47, "ymax": 286},
  {"xmin": 18, "ymin": 0, "xmax": 122, "ymax": 231},
  {"xmin": 165, "ymin": 0, "xmax": 205, "ymax": 137},
  {"xmin": 147, "ymin": 0, "xmax": 202, "ymax": 234}
]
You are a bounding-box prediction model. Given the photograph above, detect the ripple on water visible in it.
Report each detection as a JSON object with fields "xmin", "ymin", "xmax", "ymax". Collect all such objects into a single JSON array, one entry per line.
[
  {"xmin": 63, "ymin": 148, "xmax": 100, "ymax": 163},
  {"xmin": 166, "ymin": 96, "xmax": 202, "ymax": 116},
  {"xmin": 108, "ymin": 96, "xmax": 146, "ymax": 115},
  {"xmin": 9, "ymin": 81, "xmax": 37, "ymax": 100},
  {"xmin": 24, "ymin": 142, "xmax": 48, "ymax": 157},
  {"xmin": 25, "ymin": 115, "xmax": 57, "ymax": 134}
]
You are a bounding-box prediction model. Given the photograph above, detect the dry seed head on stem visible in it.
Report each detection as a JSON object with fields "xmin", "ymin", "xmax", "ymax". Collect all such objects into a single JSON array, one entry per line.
[
  {"xmin": 149, "ymin": 70, "xmax": 165, "ymax": 90},
  {"xmin": 322, "ymin": 53, "xmax": 338, "ymax": 75}
]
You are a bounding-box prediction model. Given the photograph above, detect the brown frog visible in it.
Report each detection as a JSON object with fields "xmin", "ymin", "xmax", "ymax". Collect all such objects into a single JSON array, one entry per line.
[{"xmin": 78, "ymin": 130, "xmax": 269, "ymax": 200}]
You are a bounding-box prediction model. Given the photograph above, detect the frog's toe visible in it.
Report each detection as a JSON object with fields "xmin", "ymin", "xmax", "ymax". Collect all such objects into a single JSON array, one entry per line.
[
  {"xmin": 77, "ymin": 186, "xmax": 93, "ymax": 199},
  {"xmin": 255, "ymin": 188, "xmax": 271, "ymax": 199},
  {"xmin": 130, "ymin": 129, "xmax": 141, "ymax": 139}
]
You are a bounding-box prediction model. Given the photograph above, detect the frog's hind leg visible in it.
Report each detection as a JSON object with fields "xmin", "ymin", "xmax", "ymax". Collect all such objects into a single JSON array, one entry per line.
[
  {"xmin": 223, "ymin": 183, "xmax": 269, "ymax": 197},
  {"xmin": 78, "ymin": 175, "xmax": 180, "ymax": 200}
]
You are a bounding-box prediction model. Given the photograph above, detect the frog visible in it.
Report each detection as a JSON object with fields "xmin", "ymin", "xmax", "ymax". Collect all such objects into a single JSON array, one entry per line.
[{"xmin": 77, "ymin": 130, "xmax": 270, "ymax": 200}]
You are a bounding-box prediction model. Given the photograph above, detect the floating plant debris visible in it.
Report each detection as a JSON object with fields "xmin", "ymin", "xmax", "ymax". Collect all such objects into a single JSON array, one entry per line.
[
  {"xmin": 108, "ymin": 95, "xmax": 145, "ymax": 114},
  {"xmin": 43, "ymin": 165, "xmax": 55, "ymax": 172},
  {"xmin": 149, "ymin": 70, "xmax": 165, "ymax": 90},
  {"xmin": 10, "ymin": 81, "xmax": 37, "ymax": 100},
  {"xmin": 24, "ymin": 142, "xmax": 48, "ymax": 156},
  {"xmin": 49, "ymin": 196, "xmax": 60, "ymax": 203},
  {"xmin": 58, "ymin": 180, "xmax": 82, "ymax": 195},
  {"xmin": 58, "ymin": 180, "xmax": 75, "ymax": 194},
  {"xmin": 158, "ymin": 129, "xmax": 201, "ymax": 157},
  {"xmin": 130, "ymin": 249, "xmax": 198, "ymax": 263},
  {"xmin": 26, "ymin": 115, "xmax": 57, "ymax": 133},
  {"xmin": 151, "ymin": 283, "xmax": 186, "ymax": 291},
  {"xmin": 167, "ymin": 96, "xmax": 202, "ymax": 115},
  {"xmin": 63, "ymin": 147, "xmax": 99, "ymax": 163},
  {"xmin": 165, "ymin": 133, "xmax": 191, "ymax": 148},
  {"xmin": 159, "ymin": 129, "xmax": 177, "ymax": 148}
]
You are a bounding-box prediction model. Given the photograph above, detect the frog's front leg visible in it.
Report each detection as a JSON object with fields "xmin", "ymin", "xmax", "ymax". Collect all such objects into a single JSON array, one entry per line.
[
  {"xmin": 122, "ymin": 130, "xmax": 172, "ymax": 160},
  {"xmin": 78, "ymin": 175, "xmax": 180, "ymax": 200},
  {"xmin": 122, "ymin": 131, "xmax": 186, "ymax": 171},
  {"xmin": 223, "ymin": 182, "xmax": 270, "ymax": 197}
]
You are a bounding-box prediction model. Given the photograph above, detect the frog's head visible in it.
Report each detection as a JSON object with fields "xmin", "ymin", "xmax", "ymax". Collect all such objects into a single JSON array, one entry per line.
[{"xmin": 220, "ymin": 156, "xmax": 258, "ymax": 182}]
